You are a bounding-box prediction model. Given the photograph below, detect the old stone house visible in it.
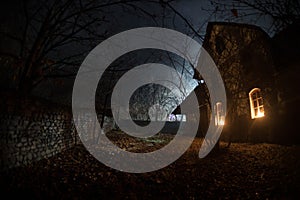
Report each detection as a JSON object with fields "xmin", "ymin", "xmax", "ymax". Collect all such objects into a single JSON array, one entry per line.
[{"xmin": 195, "ymin": 22, "xmax": 300, "ymax": 144}]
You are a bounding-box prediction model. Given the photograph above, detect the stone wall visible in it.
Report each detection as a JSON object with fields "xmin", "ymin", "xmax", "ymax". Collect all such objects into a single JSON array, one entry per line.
[
  {"xmin": 0, "ymin": 94, "xmax": 77, "ymax": 170},
  {"xmin": 0, "ymin": 93, "xmax": 119, "ymax": 170}
]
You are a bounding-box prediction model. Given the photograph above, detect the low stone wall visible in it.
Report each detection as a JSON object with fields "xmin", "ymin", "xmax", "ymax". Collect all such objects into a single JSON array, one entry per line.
[
  {"xmin": 0, "ymin": 112, "xmax": 77, "ymax": 169},
  {"xmin": 0, "ymin": 93, "xmax": 120, "ymax": 170},
  {"xmin": 0, "ymin": 95, "xmax": 77, "ymax": 170}
]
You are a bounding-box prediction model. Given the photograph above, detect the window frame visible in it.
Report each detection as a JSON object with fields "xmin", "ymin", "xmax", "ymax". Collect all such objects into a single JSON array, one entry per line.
[
  {"xmin": 214, "ymin": 102, "xmax": 225, "ymax": 126},
  {"xmin": 249, "ymin": 88, "xmax": 265, "ymax": 119}
]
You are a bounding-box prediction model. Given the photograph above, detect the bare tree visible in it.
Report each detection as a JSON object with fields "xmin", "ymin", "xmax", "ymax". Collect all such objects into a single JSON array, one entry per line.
[
  {"xmin": 1, "ymin": 0, "xmax": 210, "ymax": 95},
  {"xmin": 208, "ymin": 0, "xmax": 300, "ymax": 34}
]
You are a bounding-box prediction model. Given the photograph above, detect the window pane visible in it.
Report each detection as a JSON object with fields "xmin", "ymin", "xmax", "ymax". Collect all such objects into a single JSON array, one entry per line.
[
  {"xmin": 259, "ymin": 98, "xmax": 263, "ymax": 106},
  {"xmin": 254, "ymin": 108, "xmax": 258, "ymax": 116},
  {"xmin": 254, "ymin": 100, "xmax": 258, "ymax": 107},
  {"xmin": 259, "ymin": 107, "xmax": 264, "ymax": 113}
]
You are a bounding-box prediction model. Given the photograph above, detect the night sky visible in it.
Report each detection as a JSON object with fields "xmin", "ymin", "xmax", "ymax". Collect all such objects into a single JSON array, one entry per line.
[{"xmin": 0, "ymin": 0, "xmax": 273, "ymax": 105}]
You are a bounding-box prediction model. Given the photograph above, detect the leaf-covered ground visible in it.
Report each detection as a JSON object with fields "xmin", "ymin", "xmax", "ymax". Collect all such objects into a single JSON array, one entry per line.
[{"xmin": 1, "ymin": 132, "xmax": 300, "ymax": 199}]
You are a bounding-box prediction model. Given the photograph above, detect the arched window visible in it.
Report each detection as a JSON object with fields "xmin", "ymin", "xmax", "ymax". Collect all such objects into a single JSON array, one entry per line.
[
  {"xmin": 214, "ymin": 102, "xmax": 225, "ymax": 126},
  {"xmin": 249, "ymin": 88, "xmax": 265, "ymax": 119}
]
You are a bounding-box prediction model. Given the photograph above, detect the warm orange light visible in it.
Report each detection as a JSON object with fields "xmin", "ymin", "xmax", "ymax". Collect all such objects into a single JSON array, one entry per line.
[
  {"xmin": 249, "ymin": 88, "xmax": 265, "ymax": 119},
  {"xmin": 215, "ymin": 102, "xmax": 225, "ymax": 126},
  {"xmin": 255, "ymin": 110, "xmax": 265, "ymax": 118}
]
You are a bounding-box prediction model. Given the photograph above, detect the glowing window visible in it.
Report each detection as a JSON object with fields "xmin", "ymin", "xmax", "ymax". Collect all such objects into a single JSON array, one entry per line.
[
  {"xmin": 249, "ymin": 88, "xmax": 265, "ymax": 119},
  {"xmin": 214, "ymin": 102, "xmax": 225, "ymax": 126}
]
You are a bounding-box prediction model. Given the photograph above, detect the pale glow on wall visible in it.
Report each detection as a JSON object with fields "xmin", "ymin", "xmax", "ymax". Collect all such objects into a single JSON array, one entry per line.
[{"xmin": 249, "ymin": 88, "xmax": 265, "ymax": 119}]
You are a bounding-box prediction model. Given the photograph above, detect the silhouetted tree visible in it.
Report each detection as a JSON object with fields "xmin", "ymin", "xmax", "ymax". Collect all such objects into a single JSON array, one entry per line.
[
  {"xmin": 0, "ymin": 0, "xmax": 209, "ymax": 95},
  {"xmin": 209, "ymin": 0, "xmax": 300, "ymax": 33}
]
